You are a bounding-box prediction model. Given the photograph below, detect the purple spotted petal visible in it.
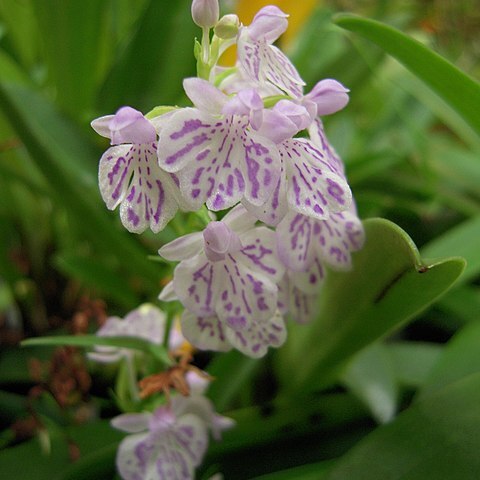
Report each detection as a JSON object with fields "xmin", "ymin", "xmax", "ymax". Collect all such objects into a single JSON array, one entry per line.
[
  {"xmin": 158, "ymin": 109, "xmax": 280, "ymax": 210},
  {"xmin": 276, "ymin": 212, "xmax": 317, "ymax": 271},
  {"xmin": 242, "ymin": 164, "xmax": 288, "ymax": 226},
  {"xmin": 308, "ymin": 118, "xmax": 345, "ymax": 175},
  {"xmin": 241, "ymin": 128, "xmax": 281, "ymax": 207},
  {"xmin": 225, "ymin": 310, "xmax": 286, "ymax": 358},
  {"xmin": 282, "ymin": 138, "xmax": 352, "ymax": 219},
  {"xmin": 116, "ymin": 413, "xmax": 208, "ymax": 480},
  {"xmin": 312, "ymin": 210, "xmax": 365, "ymax": 270},
  {"xmin": 237, "ymin": 227, "xmax": 285, "ymax": 282},
  {"xmin": 237, "ymin": 30, "xmax": 305, "ymax": 97},
  {"xmin": 278, "ymin": 274, "xmax": 318, "ymax": 324},
  {"xmin": 289, "ymin": 258, "xmax": 326, "ymax": 295},
  {"xmin": 216, "ymin": 256, "xmax": 278, "ymax": 328},
  {"xmin": 173, "ymin": 254, "xmax": 219, "ymax": 317},
  {"xmin": 181, "ymin": 310, "xmax": 232, "ymax": 352},
  {"xmin": 99, "ymin": 143, "xmax": 181, "ymax": 233},
  {"xmin": 171, "ymin": 414, "xmax": 209, "ymax": 466}
]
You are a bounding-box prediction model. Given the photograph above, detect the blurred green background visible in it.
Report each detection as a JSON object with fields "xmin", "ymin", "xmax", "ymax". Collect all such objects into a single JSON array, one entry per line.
[{"xmin": 0, "ymin": 0, "xmax": 479, "ymax": 478}]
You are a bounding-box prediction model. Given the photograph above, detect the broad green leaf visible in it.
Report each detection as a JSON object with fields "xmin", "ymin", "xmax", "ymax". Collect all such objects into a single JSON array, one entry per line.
[
  {"xmin": 388, "ymin": 342, "xmax": 442, "ymax": 388},
  {"xmin": 206, "ymin": 393, "xmax": 369, "ymax": 479},
  {"xmin": 417, "ymin": 322, "xmax": 480, "ymax": 401},
  {"xmin": 341, "ymin": 343, "xmax": 398, "ymax": 424},
  {"xmin": 334, "ymin": 14, "xmax": 480, "ymax": 136},
  {"xmin": 421, "ymin": 215, "xmax": 480, "ymax": 286},
  {"xmin": 325, "ymin": 373, "xmax": 480, "ymax": 480},
  {"xmin": 251, "ymin": 460, "xmax": 334, "ymax": 480},
  {"xmin": 438, "ymin": 286, "xmax": 480, "ymax": 323},
  {"xmin": 21, "ymin": 334, "xmax": 171, "ymax": 365},
  {"xmin": 280, "ymin": 219, "xmax": 465, "ymax": 393}
]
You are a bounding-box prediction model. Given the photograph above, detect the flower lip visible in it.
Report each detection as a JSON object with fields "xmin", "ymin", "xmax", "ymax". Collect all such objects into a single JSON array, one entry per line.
[{"xmin": 203, "ymin": 221, "xmax": 242, "ymax": 261}]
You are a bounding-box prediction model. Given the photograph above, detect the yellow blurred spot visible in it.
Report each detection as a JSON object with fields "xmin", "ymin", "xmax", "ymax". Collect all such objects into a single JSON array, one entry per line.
[{"xmin": 220, "ymin": 0, "xmax": 318, "ymax": 66}]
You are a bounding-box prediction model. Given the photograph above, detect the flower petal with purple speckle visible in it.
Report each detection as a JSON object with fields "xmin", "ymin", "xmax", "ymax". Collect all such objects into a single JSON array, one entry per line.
[
  {"xmin": 276, "ymin": 209, "xmax": 365, "ymax": 274},
  {"xmin": 157, "ymin": 108, "xmax": 280, "ymax": 211},
  {"xmin": 281, "ymin": 138, "xmax": 352, "ymax": 219},
  {"xmin": 181, "ymin": 310, "xmax": 232, "ymax": 352},
  {"xmin": 173, "ymin": 255, "xmax": 219, "ymax": 318},
  {"xmin": 237, "ymin": 226, "xmax": 285, "ymax": 282},
  {"xmin": 237, "ymin": 29, "xmax": 305, "ymax": 97},
  {"xmin": 217, "ymin": 256, "xmax": 278, "ymax": 328},
  {"xmin": 115, "ymin": 413, "xmax": 208, "ymax": 480},
  {"xmin": 98, "ymin": 142, "xmax": 182, "ymax": 233},
  {"xmin": 308, "ymin": 118, "xmax": 345, "ymax": 175},
  {"xmin": 275, "ymin": 212, "xmax": 317, "ymax": 271},
  {"xmin": 225, "ymin": 310, "xmax": 287, "ymax": 358}
]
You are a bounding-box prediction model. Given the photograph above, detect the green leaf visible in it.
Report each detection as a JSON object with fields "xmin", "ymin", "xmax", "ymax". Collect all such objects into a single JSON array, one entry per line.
[
  {"xmin": 21, "ymin": 334, "xmax": 172, "ymax": 365},
  {"xmin": 421, "ymin": 215, "xmax": 480, "ymax": 286},
  {"xmin": 325, "ymin": 372, "xmax": 480, "ymax": 480},
  {"xmin": 280, "ymin": 219, "xmax": 465, "ymax": 393},
  {"xmin": 99, "ymin": 0, "xmax": 196, "ymax": 111},
  {"xmin": 207, "ymin": 351, "xmax": 259, "ymax": 411},
  {"xmin": 388, "ymin": 342, "xmax": 443, "ymax": 388},
  {"xmin": 0, "ymin": 420, "xmax": 121, "ymax": 480},
  {"xmin": 334, "ymin": 14, "xmax": 480, "ymax": 136},
  {"xmin": 53, "ymin": 253, "xmax": 139, "ymax": 309},
  {"xmin": 341, "ymin": 343, "xmax": 398, "ymax": 424},
  {"xmin": 438, "ymin": 286, "xmax": 480, "ymax": 323},
  {"xmin": 30, "ymin": 0, "xmax": 110, "ymax": 116},
  {"xmin": 251, "ymin": 460, "xmax": 334, "ymax": 480},
  {"xmin": 0, "ymin": 82, "xmax": 160, "ymax": 291},
  {"xmin": 417, "ymin": 322, "xmax": 480, "ymax": 401}
]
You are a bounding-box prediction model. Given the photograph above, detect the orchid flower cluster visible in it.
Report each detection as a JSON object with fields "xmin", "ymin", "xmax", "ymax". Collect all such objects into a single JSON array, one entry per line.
[{"xmin": 90, "ymin": 0, "xmax": 364, "ymax": 478}]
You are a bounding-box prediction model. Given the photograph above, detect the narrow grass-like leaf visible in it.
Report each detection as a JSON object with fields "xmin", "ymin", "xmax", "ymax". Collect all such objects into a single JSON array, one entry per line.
[
  {"xmin": 0, "ymin": 82, "xmax": 160, "ymax": 290},
  {"xmin": 334, "ymin": 14, "xmax": 480, "ymax": 136},
  {"xmin": 30, "ymin": 0, "xmax": 110, "ymax": 116},
  {"xmin": 99, "ymin": 0, "xmax": 196, "ymax": 112},
  {"xmin": 21, "ymin": 335, "xmax": 172, "ymax": 365}
]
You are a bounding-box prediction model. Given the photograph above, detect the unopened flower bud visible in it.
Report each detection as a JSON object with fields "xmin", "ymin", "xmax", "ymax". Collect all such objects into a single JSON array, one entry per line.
[
  {"xmin": 214, "ymin": 14, "xmax": 240, "ymax": 39},
  {"xmin": 247, "ymin": 5, "xmax": 288, "ymax": 43},
  {"xmin": 191, "ymin": 0, "xmax": 219, "ymax": 29}
]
